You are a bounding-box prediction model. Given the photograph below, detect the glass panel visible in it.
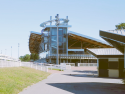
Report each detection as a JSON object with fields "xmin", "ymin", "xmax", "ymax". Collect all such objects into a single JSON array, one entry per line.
[
  {"xmin": 59, "ymin": 48, "xmax": 63, "ymax": 54},
  {"xmin": 63, "ymin": 28, "xmax": 67, "ymax": 34},
  {"xmin": 63, "ymin": 37, "xmax": 66, "ymax": 43},
  {"xmin": 51, "ymin": 41, "xmax": 57, "ymax": 47},
  {"xmin": 59, "ymin": 36, "xmax": 62, "ymax": 42},
  {"xmin": 59, "ymin": 28, "xmax": 63, "ymax": 30},
  {"xmin": 51, "ymin": 28, "xmax": 57, "ymax": 35},
  {"xmin": 63, "ymin": 49, "xmax": 66, "ymax": 53},
  {"xmin": 59, "ymin": 42, "xmax": 63, "ymax": 48},
  {"xmin": 51, "ymin": 36, "xmax": 57, "ymax": 42},
  {"xmin": 52, "ymin": 47, "xmax": 57, "ymax": 54},
  {"xmin": 59, "ymin": 31, "xmax": 63, "ymax": 35},
  {"xmin": 63, "ymin": 43, "xmax": 66, "ymax": 49}
]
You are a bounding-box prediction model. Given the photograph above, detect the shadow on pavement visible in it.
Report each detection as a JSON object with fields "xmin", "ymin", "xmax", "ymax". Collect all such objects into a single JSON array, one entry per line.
[
  {"xmin": 63, "ymin": 74, "xmax": 124, "ymax": 79},
  {"xmin": 47, "ymin": 82, "xmax": 125, "ymax": 94},
  {"xmin": 72, "ymin": 70, "xmax": 98, "ymax": 74}
]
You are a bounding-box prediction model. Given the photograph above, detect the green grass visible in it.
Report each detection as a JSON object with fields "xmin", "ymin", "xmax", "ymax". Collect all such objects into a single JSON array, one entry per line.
[
  {"xmin": 48, "ymin": 68, "xmax": 63, "ymax": 71},
  {"xmin": 0, "ymin": 67, "xmax": 50, "ymax": 94}
]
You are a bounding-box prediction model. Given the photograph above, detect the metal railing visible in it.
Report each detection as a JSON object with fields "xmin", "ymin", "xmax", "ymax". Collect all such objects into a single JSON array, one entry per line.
[
  {"xmin": 48, "ymin": 54, "xmax": 96, "ymax": 59},
  {"xmin": 78, "ymin": 63, "xmax": 97, "ymax": 67},
  {"xmin": 60, "ymin": 63, "xmax": 75, "ymax": 67}
]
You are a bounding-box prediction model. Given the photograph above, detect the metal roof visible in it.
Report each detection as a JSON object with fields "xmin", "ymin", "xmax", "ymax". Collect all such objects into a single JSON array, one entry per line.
[
  {"xmin": 30, "ymin": 31, "xmax": 41, "ymax": 35},
  {"xmin": 100, "ymin": 29, "xmax": 125, "ymax": 54},
  {"xmin": 87, "ymin": 48, "xmax": 123, "ymax": 55},
  {"xmin": 68, "ymin": 31, "xmax": 111, "ymax": 46},
  {"xmin": 100, "ymin": 29, "xmax": 125, "ymax": 36}
]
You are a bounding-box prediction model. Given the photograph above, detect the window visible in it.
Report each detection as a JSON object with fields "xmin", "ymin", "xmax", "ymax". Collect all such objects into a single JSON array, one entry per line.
[
  {"xmin": 51, "ymin": 28, "xmax": 57, "ymax": 35},
  {"xmin": 51, "ymin": 36, "xmax": 57, "ymax": 42}
]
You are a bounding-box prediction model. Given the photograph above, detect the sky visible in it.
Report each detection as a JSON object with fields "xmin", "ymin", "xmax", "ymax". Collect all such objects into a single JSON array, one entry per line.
[{"xmin": 0, "ymin": 0, "xmax": 125, "ymax": 59}]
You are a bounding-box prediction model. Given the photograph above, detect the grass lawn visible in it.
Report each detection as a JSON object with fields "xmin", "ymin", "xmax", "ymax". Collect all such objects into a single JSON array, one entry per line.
[
  {"xmin": 48, "ymin": 68, "xmax": 63, "ymax": 71},
  {"xmin": 0, "ymin": 67, "xmax": 50, "ymax": 94}
]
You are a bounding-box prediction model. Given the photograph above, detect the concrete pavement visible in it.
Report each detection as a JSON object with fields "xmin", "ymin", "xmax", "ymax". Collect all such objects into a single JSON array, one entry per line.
[{"xmin": 19, "ymin": 67, "xmax": 125, "ymax": 94}]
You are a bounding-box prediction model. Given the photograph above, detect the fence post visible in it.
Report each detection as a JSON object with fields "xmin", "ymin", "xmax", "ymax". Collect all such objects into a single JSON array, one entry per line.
[
  {"xmin": 61, "ymin": 65, "xmax": 62, "ymax": 71},
  {"xmin": 20, "ymin": 61, "xmax": 21, "ymax": 66},
  {"xmin": 46, "ymin": 66, "xmax": 48, "ymax": 72},
  {"xmin": 36, "ymin": 63, "xmax": 37, "ymax": 70},
  {"xmin": 41, "ymin": 63, "xmax": 42, "ymax": 71},
  {"xmin": 2, "ymin": 60, "xmax": 3, "ymax": 68},
  {"xmin": 51, "ymin": 65, "xmax": 52, "ymax": 70},
  {"xmin": 30, "ymin": 62, "xmax": 32, "ymax": 68}
]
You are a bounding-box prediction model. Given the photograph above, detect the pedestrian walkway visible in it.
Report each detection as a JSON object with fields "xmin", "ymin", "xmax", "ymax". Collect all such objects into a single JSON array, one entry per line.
[{"xmin": 19, "ymin": 67, "xmax": 125, "ymax": 94}]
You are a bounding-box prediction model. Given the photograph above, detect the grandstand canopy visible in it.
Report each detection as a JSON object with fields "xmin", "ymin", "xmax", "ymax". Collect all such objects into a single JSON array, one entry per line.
[
  {"xmin": 29, "ymin": 31, "xmax": 42, "ymax": 54},
  {"xmin": 68, "ymin": 31, "xmax": 113, "ymax": 49},
  {"xmin": 29, "ymin": 31, "xmax": 113, "ymax": 54}
]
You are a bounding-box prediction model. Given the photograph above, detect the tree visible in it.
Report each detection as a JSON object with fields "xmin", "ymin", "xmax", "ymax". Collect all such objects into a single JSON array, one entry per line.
[
  {"xmin": 19, "ymin": 54, "xmax": 30, "ymax": 62},
  {"xmin": 115, "ymin": 23, "xmax": 125, "ymax": 29},
  {"xmin": 30, "ymin": 53, "xmax": 39, "ymax": 61}
]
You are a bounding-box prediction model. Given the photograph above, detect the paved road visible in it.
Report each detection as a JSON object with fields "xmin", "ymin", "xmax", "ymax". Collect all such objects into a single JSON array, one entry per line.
[{"xmin": 19, "ymin": 67, "xmax": 125, "ymax": 94}]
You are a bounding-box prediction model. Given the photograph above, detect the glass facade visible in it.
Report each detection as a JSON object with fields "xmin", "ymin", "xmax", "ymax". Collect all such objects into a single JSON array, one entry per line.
[{"xmin": 51, "ymin": 27, "xmax": 67, "ymax": 54}]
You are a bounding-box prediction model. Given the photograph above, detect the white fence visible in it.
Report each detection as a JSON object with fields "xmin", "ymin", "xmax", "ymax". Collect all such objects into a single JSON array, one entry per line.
[
  {"xmin": 0, "ymin": 60, "xmax": 21, "ymax": 67},
  {"xmin": 0, "ymin": 60, "xmax": 72, "ymax": 72},
  {"xmin": 0, "ymin": 60, "xmax": 48, "ymax": 72},
  {"xmin": 21, "ymin": 62, "xmax": 48, "ymax": 72},
  {"xmin": 60, "ymin": 63, "xmax": 75, "ymax": 67},
  {"xmin": 46, "ymin": 63, "xmax": 71, "ymax": 71},
  {"xmin": 78, "ymin": 63, "xmax": 97, "ymax": 67}
]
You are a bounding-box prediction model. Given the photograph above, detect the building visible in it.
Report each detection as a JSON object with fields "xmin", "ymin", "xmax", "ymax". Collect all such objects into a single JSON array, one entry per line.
[
  {"xmin": 29, "ymin": 15, "xmax": 112, "ymax": 65},
  {"xmin": 87, "ymin": 29, "xmax": 125, "ymax": 78}
]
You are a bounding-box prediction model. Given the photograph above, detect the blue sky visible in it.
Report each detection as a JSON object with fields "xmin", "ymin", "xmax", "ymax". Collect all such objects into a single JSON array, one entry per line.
[{"xmin": 0, "ymin": 0, "xmax": 125, "ymax": 58}]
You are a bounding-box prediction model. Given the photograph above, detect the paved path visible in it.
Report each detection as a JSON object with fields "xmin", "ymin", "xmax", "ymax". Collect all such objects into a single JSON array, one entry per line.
[{"xmin": 19, "ymin": 67, "xmax": 125, "ymax": 94}]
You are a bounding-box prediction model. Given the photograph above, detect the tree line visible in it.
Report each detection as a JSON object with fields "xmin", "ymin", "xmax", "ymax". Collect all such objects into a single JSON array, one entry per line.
[{"xmin": 19, "ymin": 53, "xmax": 39, "ymax": 62}]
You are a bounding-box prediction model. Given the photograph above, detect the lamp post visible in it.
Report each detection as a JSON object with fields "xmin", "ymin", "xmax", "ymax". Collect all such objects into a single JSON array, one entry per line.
[
  {"xmin": 55, "ymin": 14, "xmax": 60, "ymax": 65},
  {"xmin": 18, "ymin": 43, "xmax": 19, "ymax": 59},
  {"xmin": 11, "ymin": 46, "xmax": 12, "ymax": 57},
  {"xmin": 5, "ymin": 49, "xmax": 6, "ymax": 55}
]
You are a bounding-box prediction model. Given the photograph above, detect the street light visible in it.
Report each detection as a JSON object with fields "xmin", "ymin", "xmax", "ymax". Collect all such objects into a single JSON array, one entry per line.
[
  {"xmin": 55, "ymin": 14, "xmax": 60, "ymax": 65},
  {"xmin": 11, "ymin": 46, "xmax": 12, "ymax": 57},
  {"xmin": 5, "ymin": 49, "xmax": 6, "ymax": 55},
  {"xmin": 18, "ymin": 43, "xmax": 19, "ymax": 59}
]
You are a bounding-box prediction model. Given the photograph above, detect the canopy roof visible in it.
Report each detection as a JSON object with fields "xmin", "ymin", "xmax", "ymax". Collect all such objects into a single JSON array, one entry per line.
[
  {"xmin": 87, "ymin": 48, "xmax": 123, "ymax": 58},
  {"xmin": 100, "ymin": 29, "xmax": 125, "ymax": 53},
  {"xmin": 29, "ymin": 31, "xmax": 113, "ymax": 54},
  {"xmin": 68, "ymin": 31, "xmax": 113, "ymax": 49}
]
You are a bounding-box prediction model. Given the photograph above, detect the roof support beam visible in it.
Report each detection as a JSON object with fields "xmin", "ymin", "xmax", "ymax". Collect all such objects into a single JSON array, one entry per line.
[{"xmin": 68, "ymin": 40, "xmax": 79, "ymax": 48}]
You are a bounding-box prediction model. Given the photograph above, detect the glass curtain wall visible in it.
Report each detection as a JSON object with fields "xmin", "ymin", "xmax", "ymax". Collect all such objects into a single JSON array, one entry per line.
[{"xmin": 51, "ymin": 27, "xmax": 67, "ymax": 54}]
